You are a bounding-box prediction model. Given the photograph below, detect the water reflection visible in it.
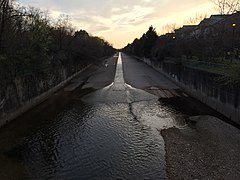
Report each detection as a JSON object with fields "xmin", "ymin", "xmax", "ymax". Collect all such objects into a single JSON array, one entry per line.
[
  {"xmin": 4, "ymin": 102, "xmax": 166, "ymax": 179},
  {"xmin": 0, "ymin": 53, "xmax": 187, "ymax": 179}
]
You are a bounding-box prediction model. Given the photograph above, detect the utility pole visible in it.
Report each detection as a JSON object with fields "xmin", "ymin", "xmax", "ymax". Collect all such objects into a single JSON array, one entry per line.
[{"xmin": 232, "ymin": 23, "xmax": 236, "ymax": 62}]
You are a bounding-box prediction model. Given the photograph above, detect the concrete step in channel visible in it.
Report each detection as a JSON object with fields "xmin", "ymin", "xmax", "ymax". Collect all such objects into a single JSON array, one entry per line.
[
  {"xmin": 144, "ymin": 86, "xmax": 180, "ymax": 98},
  {"xmin": 64, "ymin": 81, "xmax": 85, "ymax": 92}
]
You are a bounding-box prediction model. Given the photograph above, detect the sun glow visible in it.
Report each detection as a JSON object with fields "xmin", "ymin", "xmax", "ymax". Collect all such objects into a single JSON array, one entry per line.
[{"xmin": 19, "ymin": 0, "xmax": 216, "ymax": 49}]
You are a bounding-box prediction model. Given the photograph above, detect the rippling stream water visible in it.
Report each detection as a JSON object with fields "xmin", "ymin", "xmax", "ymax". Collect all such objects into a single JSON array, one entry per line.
[{"xmin": 0, "ymin": 53, "xmax": 186, "ymax": 179}]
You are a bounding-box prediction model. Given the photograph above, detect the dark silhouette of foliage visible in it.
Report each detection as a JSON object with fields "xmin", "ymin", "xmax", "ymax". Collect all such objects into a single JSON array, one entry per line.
[
  {"xmin": 143, "ymin": 26, "xmax": 159, "ymax": 57},
  {"xmin": 0, "ymin": 1, "xmax": 115, "ymax": 79},
  {"xmin": 123, "ymin": 26, "xmax": 158, "ymax": 58},
  {"xmin": 123, "ymin": 12, "xmax": 240, "ymax": 85}
]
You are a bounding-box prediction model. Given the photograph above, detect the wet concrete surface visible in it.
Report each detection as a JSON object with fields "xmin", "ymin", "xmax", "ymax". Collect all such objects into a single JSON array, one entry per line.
[
  {"xmin": 121, "ymin": 53, "xmax": 178, "ymax": 90},
  {"xmin": 81, "ymin": 55, "xmax": 118, "ymax": 90},
  {"xmin": 0, "ymin": 53, "xmax": 239, "ymax": 179},
  {"xmin": 65, "ymin": 55, "xmax": 118, "ymax": 91},
  {"xmin": 122, "ymin": 54, "xmax": 240, "ymax": 179}
]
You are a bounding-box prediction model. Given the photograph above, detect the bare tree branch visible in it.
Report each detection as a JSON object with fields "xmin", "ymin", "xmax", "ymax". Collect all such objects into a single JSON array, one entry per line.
[
  {"xmin": 184, "ymin": 13, "xmax": 208, "ymax": 25},
  {"xmin": 211, "ymin": 0, "xmax": 239, "ymax": 14},
  {"xmin": 161, "ymin": 23, "xmax": 179, "ymax": 34}
]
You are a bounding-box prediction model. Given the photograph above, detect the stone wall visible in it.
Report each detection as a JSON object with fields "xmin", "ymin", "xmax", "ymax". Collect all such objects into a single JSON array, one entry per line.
[{"xmin": 141, "ymin": 57, "xmax": 240, "ymax": 124}]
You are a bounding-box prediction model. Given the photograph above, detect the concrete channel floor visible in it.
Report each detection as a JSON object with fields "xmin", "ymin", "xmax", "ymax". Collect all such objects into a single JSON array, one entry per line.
[
  {"xmin": 121, "ymin": 53, "xmax": 179, "ymax": 90},
  {"xmin": 97, "ymin": 53, "xmax": 240, "ymax": 180},
  {"xmin": 119, "ymin": 54, "xmax": 240, "ymax": 180},
  {"xmin": 1, "ymin": 53, "xmax": 239, "ymax": 179},
  {"xmin": 65, "ymin": 54, "xmax": 118, "ymax": 91}
]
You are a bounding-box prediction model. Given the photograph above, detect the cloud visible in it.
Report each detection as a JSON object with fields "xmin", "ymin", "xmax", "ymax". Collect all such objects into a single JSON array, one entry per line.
[
  {"xmin": 18, "ymin": 0, "xmax": 215, "ymax": 48},
  {"xmin": 111, "ymin": 5, "xmax": 154, "ymax": 26}
]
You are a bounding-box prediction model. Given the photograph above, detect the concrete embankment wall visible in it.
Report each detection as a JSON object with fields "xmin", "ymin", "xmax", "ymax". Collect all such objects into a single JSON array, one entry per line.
[
  {"xmin": 140, "ymin": 57, "xmax": 240, "ymax": 124},
  {"xmin": 0, "ymin": 64, "xmax": 91, "ymax": 128}
]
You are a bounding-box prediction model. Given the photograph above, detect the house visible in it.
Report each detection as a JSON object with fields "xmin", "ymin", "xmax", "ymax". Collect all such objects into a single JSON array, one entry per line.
[
  {"xmin": 194, "ymin": 14, "xmax": 230, "ymax": 38},
  {"xmin": 175, "ymin": 25, "xmax": 197, "ymax": 39},
  {"xmin": 176, "ymin": 11, "xmax": 240, "ymax": 48}
]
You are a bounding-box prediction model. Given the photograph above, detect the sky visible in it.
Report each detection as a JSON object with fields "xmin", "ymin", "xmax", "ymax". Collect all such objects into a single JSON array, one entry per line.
[{"xmin": 18, "ymin": 0, "xmax": 216, "ymax": 48}]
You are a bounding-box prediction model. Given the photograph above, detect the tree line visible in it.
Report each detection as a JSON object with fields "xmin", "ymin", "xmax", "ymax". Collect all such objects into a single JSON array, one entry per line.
[
  {"xmin": 123, "ymin": 17, "xmax": 240, "ymax": 85},
  {"xmin": 123, "ymin": 0, "xmax": 240, "ymax": 60},
  {"xmin": 0, "ymin": 0, "xmax": 115, "ymax": 79}
]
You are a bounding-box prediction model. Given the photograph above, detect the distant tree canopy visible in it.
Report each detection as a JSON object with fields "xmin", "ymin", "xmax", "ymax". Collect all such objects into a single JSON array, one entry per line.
[
  {"xmin": 123, "ymin": 12, "xmax": 240, "ymax": 85},
  {"xmin": 123, "ymin": 26, "xmax": 158, "ymax": 58},
  {"xmin": 0, "ymin": 0, "xmax": 115, "ymax": 77},
  {"xmin": 123, "ymin": 12, "xmax": 240, "ymax": 62}
]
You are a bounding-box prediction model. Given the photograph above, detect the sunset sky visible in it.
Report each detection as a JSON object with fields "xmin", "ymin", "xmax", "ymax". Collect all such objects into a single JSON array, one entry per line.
[{"xmin": 18, "ymin": 0, "xmax": 217, "ymax": 48}]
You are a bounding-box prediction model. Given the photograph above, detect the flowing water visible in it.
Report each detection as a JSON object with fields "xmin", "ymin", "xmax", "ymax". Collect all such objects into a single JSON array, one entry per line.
[{"xmin": 0, "ymin": 53, "xmax": 186, "ymax": 179}]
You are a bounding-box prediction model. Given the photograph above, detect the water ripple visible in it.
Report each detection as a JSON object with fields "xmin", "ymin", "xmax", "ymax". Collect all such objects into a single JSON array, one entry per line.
[{"xmin": 0, "ymin": 53, "xmax": 188, "ymax": 179}]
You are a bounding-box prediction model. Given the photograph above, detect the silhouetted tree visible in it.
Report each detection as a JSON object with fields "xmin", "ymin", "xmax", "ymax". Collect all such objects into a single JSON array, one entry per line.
[
  {"xmin": 0, "ymin": 0, "xmax": 16, "ymax": 51},
  {"xmin": 122, "ymin": 26, "xmax": 158, "ymax": 58},
  {"xmin": 211, "ymin": 0, "xmax": 240, "ymax": 14},
  {"xmin": 161, "ymin": 23, "xmax": 178, "ymax": 34},
  {"xmin": 0, "ymin": 1, "xmax": 115, "ymax": 80},
  {"xmin": 143, "ymin": 26, "xmax": 158, "ymax": 57},
  {"xmin": 184, "ymin": 13, "xmax": 208, "ymax": 25}
]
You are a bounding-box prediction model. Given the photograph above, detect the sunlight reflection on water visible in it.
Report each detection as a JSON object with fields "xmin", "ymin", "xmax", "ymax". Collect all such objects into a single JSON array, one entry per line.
[{"xmin": 0, "ymin": 53, "xmax": 187, "ymax": 179}]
